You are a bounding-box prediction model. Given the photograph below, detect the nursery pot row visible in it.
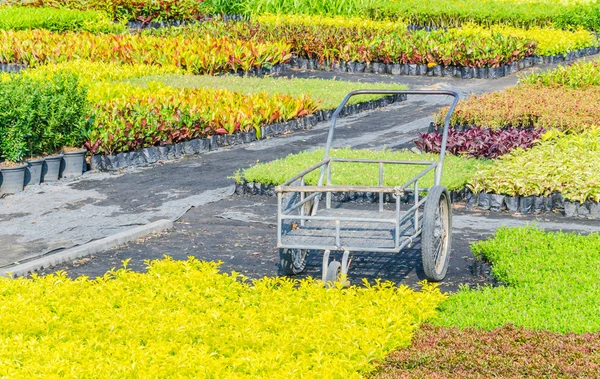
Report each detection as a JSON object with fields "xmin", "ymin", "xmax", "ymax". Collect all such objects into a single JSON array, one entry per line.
[{"xmin": 0, "ymin": 150, "xmax": 87, "ymax": 195}]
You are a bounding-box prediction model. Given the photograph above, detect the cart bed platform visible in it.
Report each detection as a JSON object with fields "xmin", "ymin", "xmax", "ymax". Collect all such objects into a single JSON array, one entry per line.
[{"xmin": 281, "ymin": 208, "xmax": 415, "ymax": 252}]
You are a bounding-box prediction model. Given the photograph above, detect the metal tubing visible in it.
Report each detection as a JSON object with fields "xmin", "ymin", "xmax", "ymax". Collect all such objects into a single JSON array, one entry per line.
[
  {"xmin": 282, "ymin": 192, "xmax": 321, "ymax": 215},
  {"xmin": 278, "ymin": 159, "xmax": 331, "ymax": 188},
  {"xmin": 414, "ymin": 181, "xmax": 419, "ymax": 232},
  {"xmin": 281, "ymin": 214, "xmax": 398, "ymax": 224},
  {"xmin": 279, "ymin": 234, "xmax": 418, "ymax": 253},
  {"xmin": 300, "ymin": 178, "xmax": 306, "ymax": 227},
  {"xmin": 277, "ymin": 192, "xmax": 283, "ymax": 247},
  {"xmin": 341, "ymin": 250, "xmax": 350, "ymax": 275},
  {"xmin": 277, "ymin": 185, "xmax": 402, "ymax": 193},
  {"xmin": 401, "ymin": 164, "xmax": 437, "ymax": 188},
  {"xmin": 331, "ymin": 158, "xmax": 436, "ymax": 165},
  {"xmin": 320, "ymin": 90, "xmax": 459, "ymax": 185},
  {"xmin": 379, "ymin": 163, "xmax": 384, "ymax": 212},
  {"xmin": 395, "ymin": 193, "xmax": 401, "ymax": 249},
  {"xmin": 335, "ymin": 220, "xmax": 341, "ymax": 248},
  {"xmin": 322, "ymin": 250, "xmax": 331, "ymax": 282},
  {"xmin": 326, "ymin": 160, "xmax": 332, "ymax": 209}
]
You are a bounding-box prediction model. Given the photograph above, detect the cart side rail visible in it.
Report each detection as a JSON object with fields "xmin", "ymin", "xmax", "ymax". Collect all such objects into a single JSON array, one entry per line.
[{"xmin": 321, "ymin": 90, "xmax": 459, "ymax": 187}]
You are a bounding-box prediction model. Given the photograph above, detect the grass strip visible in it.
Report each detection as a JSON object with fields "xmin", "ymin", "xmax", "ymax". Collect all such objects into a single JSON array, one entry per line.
[
  {"xmin": 126, "ymin": 74, "xmax": 407, "ymax": 110},
  {"xmin": 437, "ymin": 225, "xmax": 600, "ymax": 333},
  {"xmin": 235, "ymin": 148, "xmax": 490, "ymax": 191},
  {"xmin": 0, "ymin": 257, "xmax": 445, "ymax": 377}
]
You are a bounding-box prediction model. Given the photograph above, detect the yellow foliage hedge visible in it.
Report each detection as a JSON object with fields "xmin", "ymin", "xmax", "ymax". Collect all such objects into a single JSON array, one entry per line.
[{"xmin": 0, "ymin": 258, "xmax": 445, "ymax": 378}]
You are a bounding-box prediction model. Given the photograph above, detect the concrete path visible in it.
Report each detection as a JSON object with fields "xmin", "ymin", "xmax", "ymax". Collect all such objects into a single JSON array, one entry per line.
[{"xmin": 1, "ymin": 60, "xmax": 596, "ymax": 271}]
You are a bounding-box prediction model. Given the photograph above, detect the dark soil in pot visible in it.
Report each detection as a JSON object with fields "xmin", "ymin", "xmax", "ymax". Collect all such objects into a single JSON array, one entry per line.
[{"xmin": 0, "ymin": 162, "xmax": 26, "ymax": 194}]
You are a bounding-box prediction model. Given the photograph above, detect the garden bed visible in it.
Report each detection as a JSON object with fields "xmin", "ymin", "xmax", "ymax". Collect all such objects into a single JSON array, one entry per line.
[
  {"xmin": 233, "ymin": 147, "xmax": 600, "ymax": 220},
  {"xmin": 0, "ymin": 257, "xmax": 445, "ymax": 377},
  {"xmin": 285, "ymin": 46, "xmax": 600, "ymax": 79},
  {"xmin": 90, "ymin": 95, "xmax": 406, "ymax": 171}
]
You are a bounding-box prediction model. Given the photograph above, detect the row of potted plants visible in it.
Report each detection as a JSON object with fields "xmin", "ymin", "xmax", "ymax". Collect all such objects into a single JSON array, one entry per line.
[
  {"xmin": 0, "ymin": 72, "xmax": 89, "ymax": 194},
  {"xmin": 0, "ymin": 150, "xmax": 87, "ymax": 194}
]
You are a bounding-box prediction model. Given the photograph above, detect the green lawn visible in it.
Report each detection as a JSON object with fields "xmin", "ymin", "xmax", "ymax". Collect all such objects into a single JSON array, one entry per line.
[{"xmin": 235, "ymin": 148, "xmax": 490, "ymax": 191}]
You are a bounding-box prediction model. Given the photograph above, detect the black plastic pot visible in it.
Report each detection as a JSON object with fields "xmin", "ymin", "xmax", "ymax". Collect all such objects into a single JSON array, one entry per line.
[
  {"xmin": 505, "ymin": 196, "xmax": 519, "ymax": 213},
  {"xmin": 519, "ymin": 196, "xmax": 535, "ymax": 214},
  {"xmin": 478, "ymin": 192, "xmax": 491, "ymax": 210},
  {"xmin": 0, "ymin": 163, "xmax": 26, "ymax": 194},
  {"xmin": 490, "ymin": 194, "xmax": 506, "ymax": 212},
  {"xmin": 42, "ymin": 155, "xmax": 63, "ymax": 182},
  {"xmin": 465, "ymin": 190, "xmax": 479, "ymax": 210},
  {"xmin": 60, "ymin": 149, "xmax": 87, "ymax": 179},
  {"xmin": 24, "ymin": 158, "xmax": 44, "ymax": 186}
]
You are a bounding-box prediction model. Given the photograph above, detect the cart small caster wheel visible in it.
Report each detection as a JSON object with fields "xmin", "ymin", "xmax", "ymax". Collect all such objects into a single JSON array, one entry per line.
[
  {"xmin": 324, "ymin": 260, "xmax": 341, "ymax": 287},
  {"xmin": 279, "ymin": 248, "xmax": 308, "ymax": 275},
  {"xmin": 324, "ymin": 260, "xmax": 350, "ymax": 287},
  {"xmin": 421, "ymin": 185, "xmax": 452, "ymax": 282}
]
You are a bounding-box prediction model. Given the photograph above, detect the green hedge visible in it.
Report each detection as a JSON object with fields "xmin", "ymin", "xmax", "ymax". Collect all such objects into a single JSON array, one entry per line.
[
  {"xmin": 366, "ymin": 0, "xmax": 600, "ymax": 30},
  {"xmin": 0, "ymin": 73, "xmax": 89, "ymax": 162},
  {"xmin": 0, "ymin": 6, "xmax": 125, "ymax": 33},
  {"xmin": 438, "ymin": 226, "xmax": 600, "ymax": 333}
]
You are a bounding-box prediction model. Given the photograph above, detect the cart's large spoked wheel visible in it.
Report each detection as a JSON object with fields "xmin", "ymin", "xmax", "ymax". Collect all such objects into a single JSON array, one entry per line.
[
  {"xmin": 421, "ymin": 185, "xmax": 452, "ymax": 282},
  {"xmin": 279, "ymin": 248, "xmax": 308, "ymax": 275}
]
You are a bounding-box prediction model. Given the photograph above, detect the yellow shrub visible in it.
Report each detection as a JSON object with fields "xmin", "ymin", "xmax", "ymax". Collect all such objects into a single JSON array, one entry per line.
[
  {"xmin": 255, "ymin": 13, "xmax": 407, "ymax": 32},
  {"xmin": 21, "ymin": 60, "xmax": 183, "ymax": 86},
  {"xmin": 0, "ymin": 258, "xmax": 445, "ymax": 378},
  {"xmin": 453, "ymin": 23, "xmax": 598, "ymax": 55}
]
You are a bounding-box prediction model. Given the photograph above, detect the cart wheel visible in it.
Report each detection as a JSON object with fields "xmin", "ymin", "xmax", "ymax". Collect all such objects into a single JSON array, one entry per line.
[
  {"xmin": 279, "ymin": 248, "xmax": 308, "ymax": 275},
  {"xmin": 421, "ymin": 185, "xmax": 452, "ymax": 282},
  {"xmin": 324, "ymin": 260, "xmax": 342, "ymax": 285}
]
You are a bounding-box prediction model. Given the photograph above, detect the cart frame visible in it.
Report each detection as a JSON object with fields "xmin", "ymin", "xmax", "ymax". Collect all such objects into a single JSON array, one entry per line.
[{"xmin": 275, "ymin": 90, "xmax": 459, "ymax": 280}]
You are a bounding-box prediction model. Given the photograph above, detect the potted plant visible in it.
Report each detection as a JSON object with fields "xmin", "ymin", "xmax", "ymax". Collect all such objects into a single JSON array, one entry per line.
[
  {"xmin": 61, "ymin": 147, "xmax": 87, "ymax": 179},
  {"xmin": 0, "ymin": 127, "xmax": 27, "ymax": 194}
]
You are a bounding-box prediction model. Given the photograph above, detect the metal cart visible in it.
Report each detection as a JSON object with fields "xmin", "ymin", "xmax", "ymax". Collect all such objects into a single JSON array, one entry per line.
[{"xmin": 275, "ymin": 90, "xmax": 459, "ymax": 283}]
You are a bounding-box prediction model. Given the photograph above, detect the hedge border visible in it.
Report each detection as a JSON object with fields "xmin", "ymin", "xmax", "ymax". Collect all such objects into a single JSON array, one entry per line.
[
  {"xmin": 233, "ymin": 181, "xmax": 600, "ymax": 220},
  {"xmin": 285, "ymin": 46, "xmax": 600, "ymax": 79},
  {"xmin": 2, "ymin": 46, "xmax": 597, "ymax": 77},
  {"xmin": 89, "ymin": 94, "xmax": 407, "ymax": 171}
]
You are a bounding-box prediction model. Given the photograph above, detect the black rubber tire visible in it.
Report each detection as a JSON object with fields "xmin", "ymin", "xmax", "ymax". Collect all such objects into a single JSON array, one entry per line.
[
  {"xmin": 279, "ymin": 248, "xmax": 308, "ymax": 275},
  {"xmin": 421, "ymin": 185, "xmax": 452, "ymax": 282},
  {"xmin": 325, "ymin": 260, "xmax": 342, "ymax": 284}
]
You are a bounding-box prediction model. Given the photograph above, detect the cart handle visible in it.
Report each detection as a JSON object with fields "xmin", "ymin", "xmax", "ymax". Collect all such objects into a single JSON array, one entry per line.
[{"xmin": 320, "ymin": 89, "xmax": 459, "ymax": 186}]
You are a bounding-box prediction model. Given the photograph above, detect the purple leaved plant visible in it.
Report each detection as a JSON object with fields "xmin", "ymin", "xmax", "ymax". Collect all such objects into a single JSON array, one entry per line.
[{"xmin": 415, "ymin": 127, "xmax": 542, "ymax": 159}]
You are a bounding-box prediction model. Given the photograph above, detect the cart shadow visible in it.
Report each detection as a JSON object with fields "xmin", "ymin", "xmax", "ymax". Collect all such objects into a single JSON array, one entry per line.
[{"xmin": 300, "ymin": 242, "xmax": 427, "ymax": 286}]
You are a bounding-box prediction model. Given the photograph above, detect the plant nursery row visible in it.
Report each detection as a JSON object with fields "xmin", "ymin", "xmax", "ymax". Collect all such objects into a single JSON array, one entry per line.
[
  {"xmin": 1, "ymin": 12, "xmax": 599, "ymax": 75},
  {"xmin": 17, "ymin": 0, "xmax": 600, "ymax": 31},
  {"xmin": 0, "ymin": 59, "xmax": 410, "ymax": 193}
]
